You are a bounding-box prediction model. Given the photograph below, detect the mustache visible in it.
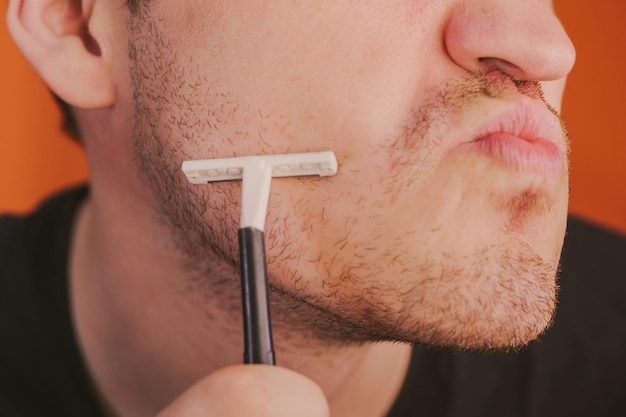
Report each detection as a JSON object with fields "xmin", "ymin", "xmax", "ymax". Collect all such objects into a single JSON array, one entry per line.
[{"xmin": 394, "ymin": 69, "xmax": 568, "ymax": 154}]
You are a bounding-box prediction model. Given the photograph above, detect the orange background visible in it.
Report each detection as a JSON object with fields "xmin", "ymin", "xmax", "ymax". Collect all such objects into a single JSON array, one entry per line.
[{"xmin": 1, "ymin": 1, "xmax": 625, "ymax": 234}]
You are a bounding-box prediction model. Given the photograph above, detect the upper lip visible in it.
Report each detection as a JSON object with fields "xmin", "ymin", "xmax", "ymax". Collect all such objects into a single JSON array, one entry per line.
[{"xmin": 470, "ymin": 96, "xmax": 565, "ymax": 148}]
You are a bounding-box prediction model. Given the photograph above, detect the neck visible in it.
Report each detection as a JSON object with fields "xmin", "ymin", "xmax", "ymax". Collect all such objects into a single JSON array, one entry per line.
[{"xmin": 70, "ymin": 191, "xmax": 411, "ymax": 417}]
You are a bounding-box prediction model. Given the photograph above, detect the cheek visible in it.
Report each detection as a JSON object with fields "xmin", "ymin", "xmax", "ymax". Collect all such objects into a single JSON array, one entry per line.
[
  {"xmin": 264, "ymin": 148, "xmax": 568, "ymax": 282},
  {"xmin": 160, "ymin": 3, "xmax": 435, "ymax": 155}
]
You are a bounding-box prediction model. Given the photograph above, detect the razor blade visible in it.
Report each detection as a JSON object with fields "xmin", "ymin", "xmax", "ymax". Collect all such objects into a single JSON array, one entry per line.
[
  {"xmin": 182, "ymin": 151, "xmax": 338, "ymax": 230},
  {"xmin": 182, "ymin": 151, "xmax": 337, "ymax": 184}
]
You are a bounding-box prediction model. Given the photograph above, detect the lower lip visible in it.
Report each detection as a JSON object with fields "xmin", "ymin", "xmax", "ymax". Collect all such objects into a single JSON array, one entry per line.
[{"xmin": 461, "ymin": 133, "xmax": 564, "ymax": 179}]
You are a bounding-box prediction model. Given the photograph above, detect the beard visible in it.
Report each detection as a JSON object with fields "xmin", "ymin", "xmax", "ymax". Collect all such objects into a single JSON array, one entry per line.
[{"xmin": 127, "ymin": 9, "xmax": 565, "ymax": 352}]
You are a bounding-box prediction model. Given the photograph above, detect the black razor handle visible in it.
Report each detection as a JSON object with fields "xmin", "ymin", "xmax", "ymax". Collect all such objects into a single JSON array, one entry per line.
[{"xmin": 238, "ymin": 227, "xmax": 276, "ymax": 365}]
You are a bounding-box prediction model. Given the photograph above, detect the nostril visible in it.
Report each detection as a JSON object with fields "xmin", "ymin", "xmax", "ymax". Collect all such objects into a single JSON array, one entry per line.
[{"xmin": 478, "ymin": 57, "xmax": 524, "ymax": 79}]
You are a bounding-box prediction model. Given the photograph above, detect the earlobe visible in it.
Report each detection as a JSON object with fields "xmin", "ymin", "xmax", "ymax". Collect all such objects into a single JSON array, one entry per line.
[{"xmin": 7, "ymin": 0, "xmax": 115, "ymax": 109}]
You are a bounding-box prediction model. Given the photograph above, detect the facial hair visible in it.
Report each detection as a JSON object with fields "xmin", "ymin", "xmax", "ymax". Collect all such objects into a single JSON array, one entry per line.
[{"xmin": 128, "ymin": 9, "xmax": 564, "ymax": 352}]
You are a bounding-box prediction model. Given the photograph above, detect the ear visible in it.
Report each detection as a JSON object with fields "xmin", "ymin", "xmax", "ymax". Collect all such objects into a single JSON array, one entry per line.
[{"xmin": 7, "ymin": 0, "xmax": 115, "ymax": 109}]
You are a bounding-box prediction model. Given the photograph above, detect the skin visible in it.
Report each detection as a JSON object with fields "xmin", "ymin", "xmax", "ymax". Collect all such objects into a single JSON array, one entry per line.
[
  {"xmin": 126, "ymin": 0, "xmax": 573, "ymax": 348},
  {"xmin": 8, "ymin": 0, "xmax": 575, "ymax": 416}
]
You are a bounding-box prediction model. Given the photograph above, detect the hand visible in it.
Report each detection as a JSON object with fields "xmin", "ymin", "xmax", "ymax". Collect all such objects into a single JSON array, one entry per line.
[{"xmin": 157, "ymin": 365, "xmax": 330, "ymax": 417}]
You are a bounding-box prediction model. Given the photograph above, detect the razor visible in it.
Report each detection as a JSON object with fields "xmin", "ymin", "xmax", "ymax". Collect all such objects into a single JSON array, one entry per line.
[{"xmin": 182, "ymin": 151, "xmax": 338, "ymax": 364}]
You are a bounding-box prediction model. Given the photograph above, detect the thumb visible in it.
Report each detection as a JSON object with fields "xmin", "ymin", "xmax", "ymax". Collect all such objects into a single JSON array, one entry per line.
[{"xmin": 157, "ymin": 365, "xmax": 330, "ymax": 417}]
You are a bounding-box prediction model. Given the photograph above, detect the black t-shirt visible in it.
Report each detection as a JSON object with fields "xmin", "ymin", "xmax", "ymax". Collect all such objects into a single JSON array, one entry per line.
[
  {"xmin": 1, "ymin": 187, "xmax": 625, "ymax": 417},
  {"xmin": 0, "ymin": 187, "xmax": 104, "ymax": 416}
]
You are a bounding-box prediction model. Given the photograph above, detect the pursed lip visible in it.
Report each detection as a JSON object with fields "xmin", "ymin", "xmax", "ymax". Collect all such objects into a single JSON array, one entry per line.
[{"xmin": 455, "ymin": 97, "xmax": 567, "ymax": 180}]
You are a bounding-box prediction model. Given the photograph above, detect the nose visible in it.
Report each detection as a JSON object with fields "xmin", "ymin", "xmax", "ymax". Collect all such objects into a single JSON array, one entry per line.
[{"xmin": 444, "ymin": 0, "xmax": 576, "ymax": 81}]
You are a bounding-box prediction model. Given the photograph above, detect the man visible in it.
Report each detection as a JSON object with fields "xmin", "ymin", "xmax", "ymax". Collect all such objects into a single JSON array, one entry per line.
[{"xmin": 1, "ymin": 0, "xmax": 624, "ymax": 416}]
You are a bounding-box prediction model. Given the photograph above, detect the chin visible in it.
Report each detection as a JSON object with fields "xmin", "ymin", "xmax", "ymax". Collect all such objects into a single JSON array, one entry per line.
[
  {"xmin": 389, "ymin": 273, "xmax": 559, "ymax": 352},
  {"xmin": 403, "ymin": 226, "xmax": 562, "ymax": 351},
  {"xmin": 424, "ymin": 279, "xmax": 559, "ymax": 352},
  {"xmin": 278, "ymin": 224, "xmax": 563, "ymax": 353}
]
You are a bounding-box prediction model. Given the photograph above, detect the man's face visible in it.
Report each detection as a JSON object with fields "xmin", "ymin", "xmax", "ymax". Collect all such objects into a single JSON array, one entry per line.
[{"xmin": 121, "ymin": 0, "xmax": 575, "ymax": 350}]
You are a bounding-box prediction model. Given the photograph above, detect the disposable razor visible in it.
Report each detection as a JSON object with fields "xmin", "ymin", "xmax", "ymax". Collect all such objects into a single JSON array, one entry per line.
[{"xmin": 182, "ymin": 151, "xmax": 338, "ymax": 364}]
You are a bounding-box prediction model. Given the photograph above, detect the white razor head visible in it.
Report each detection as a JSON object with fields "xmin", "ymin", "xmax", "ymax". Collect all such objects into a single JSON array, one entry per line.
[
  {"xmin": 182, "ymin": 151, "xmax": 338, "ymax": 230},
  {"xmin": 182, "ymin": 151, "xmax": 337, "ymax": 184}
]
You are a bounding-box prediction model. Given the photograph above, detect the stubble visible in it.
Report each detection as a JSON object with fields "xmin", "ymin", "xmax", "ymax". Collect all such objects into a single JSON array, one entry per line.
[{"xmin": 128, "ymin": 8, "xmax": 564, "ymax": 352}]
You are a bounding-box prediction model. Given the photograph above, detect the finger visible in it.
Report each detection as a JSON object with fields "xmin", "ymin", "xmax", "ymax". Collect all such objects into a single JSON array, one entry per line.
[{"xmin": 157, "ymin": 365, "xmax": 329, "ymax": 417}]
